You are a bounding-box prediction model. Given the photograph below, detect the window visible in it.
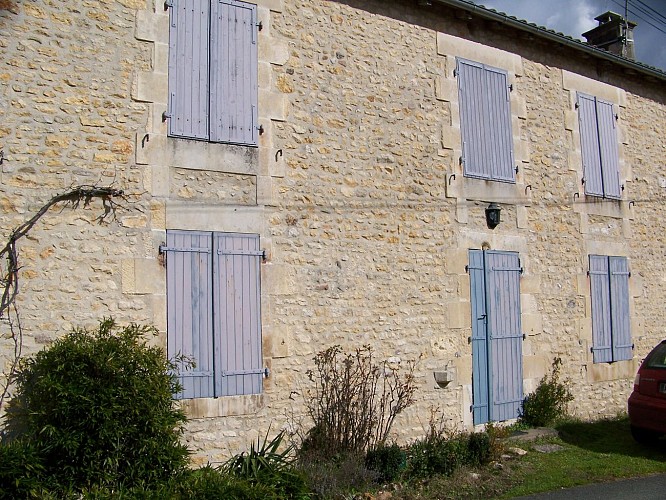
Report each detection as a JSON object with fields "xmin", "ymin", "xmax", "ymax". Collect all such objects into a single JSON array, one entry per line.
[
  {"xmin": 167, "ymin": 0, "xmax": 258, "ymax": 146},
  {"xmin": 457, "ymin": 58, "xmax": 515, "ymax": 183},
  {"xmin": 164, "ymin": 230, "xmax": 264, "ymax": 399},
  {"xmin": 468, "ymin": 250, "xmax": 523, "ymax": 424},
  {"xmin": 577, "ymin": 92, "xmax": 621, "ymax": 199},
  {"xmin": 589, "ymin": 255, "xmax": 632, "ymax": 363}
]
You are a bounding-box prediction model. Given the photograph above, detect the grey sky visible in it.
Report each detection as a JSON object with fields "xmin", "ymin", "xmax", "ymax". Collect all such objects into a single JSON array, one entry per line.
[{"xmin": 468, "ymin": 0, "xmax": 666, "ymax": 70}]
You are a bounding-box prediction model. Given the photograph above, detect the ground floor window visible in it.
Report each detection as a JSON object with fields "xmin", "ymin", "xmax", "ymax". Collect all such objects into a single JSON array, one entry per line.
[{"xmin": 163, "ymin": 230, "xmax": 264, "ymax": 399}]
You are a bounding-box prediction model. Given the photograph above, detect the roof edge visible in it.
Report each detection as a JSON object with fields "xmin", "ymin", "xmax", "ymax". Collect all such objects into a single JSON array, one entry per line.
[{"xmin": 432, "ymin": 0, "xmax": 666, "ymax": 82}]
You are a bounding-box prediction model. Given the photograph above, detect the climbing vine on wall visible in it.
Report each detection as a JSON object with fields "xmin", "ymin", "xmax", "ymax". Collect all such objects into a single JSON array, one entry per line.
[{"xmin": 0, "ymin": 185, "xmax": 127, "ymax": 413}]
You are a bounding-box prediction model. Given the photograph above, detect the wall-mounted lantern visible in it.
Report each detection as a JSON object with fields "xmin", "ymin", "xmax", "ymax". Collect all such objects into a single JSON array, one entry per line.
[{"xmin": 485, "ymin": 203, "xmax": 501, "ymax": 229}]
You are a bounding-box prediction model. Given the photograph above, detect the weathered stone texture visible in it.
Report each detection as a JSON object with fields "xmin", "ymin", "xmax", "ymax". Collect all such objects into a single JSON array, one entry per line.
[{"xmin": 0, "ymin": 0, "xmax": 153, "ymax": 380}]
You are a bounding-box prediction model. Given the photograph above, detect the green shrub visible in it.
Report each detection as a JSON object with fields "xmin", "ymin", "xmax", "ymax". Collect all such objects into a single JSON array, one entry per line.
[
  {"xmin": 365, "ymin": 442, "xmax": 406, "ymax": 483},
  {"xmin": 2, "ymin": 318, "xmax": 189, "ymax": 491},
  {"xmin": 519, "ymin": 357, "xmax": 574, "ymax": 427},
  {"xmin": 0, "ymin": 439, "xmax": 47, "ymax": 499},
  {"xmin": 466, "ymin": 431, "xmax": 491, "ymax": 467}
]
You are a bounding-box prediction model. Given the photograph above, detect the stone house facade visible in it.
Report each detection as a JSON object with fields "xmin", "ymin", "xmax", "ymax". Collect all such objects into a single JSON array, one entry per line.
[{"xmin": 1, "ymin": 0, "xmax": 665, "ymax": 463}]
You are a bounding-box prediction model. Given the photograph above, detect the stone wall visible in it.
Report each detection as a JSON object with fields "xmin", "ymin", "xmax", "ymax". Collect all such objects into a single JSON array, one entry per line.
[{"xmin": 1, "ymin": 0, "xmax": 665, "ymax": 464}]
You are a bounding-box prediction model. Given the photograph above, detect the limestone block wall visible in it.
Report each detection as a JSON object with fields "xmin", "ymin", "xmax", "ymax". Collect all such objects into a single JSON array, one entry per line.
[{"xmin": 0, "ymin": 0, "xmax": 155, "ymax": 402}]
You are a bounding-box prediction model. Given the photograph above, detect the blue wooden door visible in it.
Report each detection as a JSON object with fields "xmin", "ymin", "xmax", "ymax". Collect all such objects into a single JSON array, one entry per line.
[{"xmin": 469, "ymin": 250, "xmax": 524, "ymax": 424}]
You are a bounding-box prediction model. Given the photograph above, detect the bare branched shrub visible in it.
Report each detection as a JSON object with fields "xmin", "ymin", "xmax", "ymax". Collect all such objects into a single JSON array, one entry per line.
[{"xmin": 300, "ymin": 345, "xmax": 419, "ymax": 457}]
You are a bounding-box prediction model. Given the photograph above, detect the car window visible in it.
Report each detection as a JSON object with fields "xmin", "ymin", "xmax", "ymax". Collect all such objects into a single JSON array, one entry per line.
[{"xmin": 644, "ymin": 343, "xmax": 666, "ymax": 369}]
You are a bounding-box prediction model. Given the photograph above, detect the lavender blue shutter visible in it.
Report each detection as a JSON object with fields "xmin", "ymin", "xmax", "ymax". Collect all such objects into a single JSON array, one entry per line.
[
  {"xmin": 457, "ymin": 58, "xmax": 514, "ymax": 183},
  {"xmin": 485, "ymin": 66, "xmax": 515, "ymax": 182},
  {"xmin": 469, "ymin": 250, "xmax": 490, "ymax": 425},
  {"xmin": 166, "ymin": 230, "xmax": 214, "ymax": 399},
  {"xmin": 214, "ymin": 233, "xmax": 263, "ymax": 396},
  {"xmin": 597, "ymin": 99, "xmax": 621, "ymax": 199},
  {"xmin": 168, "ymin": 0, "xmax": 210, "ymax": 140},
  {"xmin": 210, "ymin": 0, "xmax": 258, "ymax": 146},
  {"xmin": 589, "ymin": 255, "xmax": 613, "ymax": 363},
  {"xmin": 609, "ymin": 257, "xmax": 632, "ymax": 361},
  {"xmin": 578, "ymin": 93, "xmax": 604, "ymax": 197},
  {"xmin": 485, "ymin": 251, "xmax": 523, "ymax": 421}
]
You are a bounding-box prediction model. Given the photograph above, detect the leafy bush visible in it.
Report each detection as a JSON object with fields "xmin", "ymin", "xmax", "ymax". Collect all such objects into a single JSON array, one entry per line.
[
  {"xmin": 2, "ymin": 319, "xmax": 189, "ymax": 491},
  {"xmin": 405, "ymin": 413, "xmax": 498, "ymax": 479},
  {"xmin": 0, "ymin": 439, "xmax": 47, "ymax": 499},
  {"xmin": 365, "ymin": 442, "xmax": 406, "ymax": 483},
  {"xmin": 301, "ymin": 345, "xmax": 419, "ymax": 457},
  {"xmin": 519, "ymin": 357, "xmax": 574, "ymax": 427}
]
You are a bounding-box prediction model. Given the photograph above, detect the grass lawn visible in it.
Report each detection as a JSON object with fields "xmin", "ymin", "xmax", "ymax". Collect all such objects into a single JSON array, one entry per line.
[{"xmin": 392, "ymin": 416, "xmax": 666, "ymax": 500}]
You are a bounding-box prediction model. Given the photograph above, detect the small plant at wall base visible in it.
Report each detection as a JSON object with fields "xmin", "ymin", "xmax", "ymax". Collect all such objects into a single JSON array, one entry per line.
[
  {"xmin": 519, "ymin": 357, "xmax": 574, "ymax": 427},
  {"xmin": 299, "ymin": 345, "xmax": 419, "ymax": 459},
  {"xmin": 0, "ymin": 318, "xmax": 189, "ymax": 494}
]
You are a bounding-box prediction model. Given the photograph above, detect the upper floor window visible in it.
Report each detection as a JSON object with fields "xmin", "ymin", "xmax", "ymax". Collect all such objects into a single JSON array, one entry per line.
[
  {"xmin": 577, "ymin": 92, "xmax": 621, "ymax": 199},
  {"xmin": 456, "ymin": 58, "xmax": 515, "ymax": 183},
  {"xmin": 167, "ymin": 0, "xmax": 258, "ymax": 146}
]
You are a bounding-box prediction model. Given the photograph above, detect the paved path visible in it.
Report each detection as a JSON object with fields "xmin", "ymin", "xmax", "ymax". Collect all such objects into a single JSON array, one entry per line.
[{"xmin": 513, "ymin": 473, "xmax": 666, "ymax": 500}]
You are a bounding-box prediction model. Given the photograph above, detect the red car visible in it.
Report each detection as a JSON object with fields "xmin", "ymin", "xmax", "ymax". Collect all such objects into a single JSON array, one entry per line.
[{"xmin": 628, "ymin": 340, "xmax": 666, "ymax": 443}]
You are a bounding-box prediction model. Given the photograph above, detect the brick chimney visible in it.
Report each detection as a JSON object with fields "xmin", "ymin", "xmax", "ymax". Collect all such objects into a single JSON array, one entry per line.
[{"xmin": 582, "ymin": 11, "xmax": 637, "ymax": 60}]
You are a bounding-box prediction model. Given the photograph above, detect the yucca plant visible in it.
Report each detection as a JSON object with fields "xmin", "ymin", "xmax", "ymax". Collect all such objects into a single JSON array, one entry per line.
[{"xmin": 221, "ymin": 430, "xmax": 310, "ymax": 499}]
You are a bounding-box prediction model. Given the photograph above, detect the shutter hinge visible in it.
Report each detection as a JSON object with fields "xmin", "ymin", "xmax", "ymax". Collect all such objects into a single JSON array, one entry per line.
[
  {"xmin": 508, "ymin": 84, "xmax": 513, "ymax": 91},
  {"xmin": 162, "ymin": 111, "xmax": 171, "ymax": 122},
  {"xmin": 453, "ymin": 68, "xmax": 457, "ymax": 77},
  {"xmin": 164, "ymin": 0, "xmax": 172, "ymax": 10},
  {"xmin": 575, "ymin": 102, "xmax": 579, "ymax": 109},
  {"xmin": 515, "ymin": 165, "xmax": 519, "ymax": 174},
  {"xmin": 221, "ymin": 367, "xmax": 270, "ymax": 378},
  {"xmin": 621, "ymin": 184, "xmax": 625, "ymax": 191},
  {"xmin": 258, "ymin": 124, "xmax": 264, "ymax": 135},
  {"xmin": 465, "ymin": 264, "xmax": 469, "ymax": 273},
  {"xmin": 581, "ymin": 177, "xmax": 586, "ymax": 185},
  {"xmin": 256, "ymin": 21, "xmax": 263, "ymax": 31}
]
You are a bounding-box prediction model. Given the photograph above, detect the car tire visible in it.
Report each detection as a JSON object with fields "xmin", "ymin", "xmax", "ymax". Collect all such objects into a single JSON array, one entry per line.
[{"xmin": 630, "ymin": 425, "xmax": 662, "ymax": 444}]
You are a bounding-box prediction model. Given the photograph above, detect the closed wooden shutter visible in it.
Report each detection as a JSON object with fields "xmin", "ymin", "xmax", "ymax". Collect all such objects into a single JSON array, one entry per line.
[
  {"xmin": 589, "ymin": 255, "xmax": 614, "ymax": 363},
  {"xmin": 609, "ymin": 256, "xmax": 632, "ymax": 361},
  {"xmin": 168, "ymin": 0, "xmax": 211, "ymax": 140},
  {"xmin": 578, "ymin": 93, "xmax": 604, "ymax": 197},
  {"xmin": 597, "ymin": 99, "xmax": 622, "ymax": 199},
  {"xmin": 457, "ymin": 58, "xmax": 515, "ymax": 183},
  {"xmin": 210, "ymin": 0, "xmax": 258, "ymax": 145},
  {"xmin": 485, "ymin": 251, "xmax": 523, "ymax": 422},
  {"xmin": 469, "ymin": 250, "xmax": 490, "ymax": 425},
  {"xmin": 214, "ymin": 232, "xmax": 263, "ymax": 396},
  {"xmin": 166, "ymin": 230, "xmax": 215, "ymax": 399}
]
